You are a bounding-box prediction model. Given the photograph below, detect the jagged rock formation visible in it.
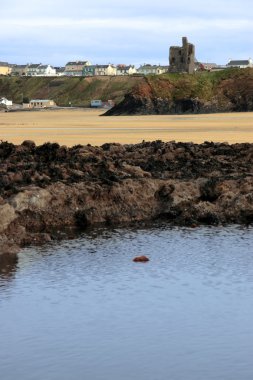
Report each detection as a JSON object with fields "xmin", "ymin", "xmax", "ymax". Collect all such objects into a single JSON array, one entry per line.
[{"xmin": 1, "ymin": 140, "xmax": 253, "ymax": 257}]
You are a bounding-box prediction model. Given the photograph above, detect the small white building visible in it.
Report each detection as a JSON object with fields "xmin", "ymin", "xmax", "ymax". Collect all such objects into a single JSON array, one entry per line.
[
  {"xmin": 91, "ymin": 100, "xmax": 103, "ymax": 108},
  {"xmin": 137, "ymin": 64, "xmax": 169, "ymax": 75},
  {"xmin": 28, "ymin": 99, "xmax": 56, "ymax": 108},
  {"xmin": 227, "ymin": 59, "xmax": 253, "ymax": 69},
  {"xmin": 0, "ymin": 97, "xmax": 13, "ymax": 107},
  {"xmin": 116, "ymin": 65, "xmax": 137, "ymax": 75},
  {"xmin": 36, "ymin": 65, "xmax": 56, "ymax": 76},
  {"xmin": 26, "ymin": 64, "xmax": 56, "ymax": 76}
]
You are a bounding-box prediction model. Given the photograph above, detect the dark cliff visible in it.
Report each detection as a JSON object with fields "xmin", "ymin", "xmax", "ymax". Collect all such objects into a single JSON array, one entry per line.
[{"xmin": 105, "ymin": 68, "xmax": 253, "ymax": 115}]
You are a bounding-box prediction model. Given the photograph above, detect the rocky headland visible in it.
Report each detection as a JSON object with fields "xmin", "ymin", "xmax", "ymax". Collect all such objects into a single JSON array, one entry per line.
[
  {"xmin": 105, "ymin": 68, "xmax": 253, "ymax": 115},
  {"xmin": 1, "ymin": 139, "xmax": 253, "ymax": 259}
]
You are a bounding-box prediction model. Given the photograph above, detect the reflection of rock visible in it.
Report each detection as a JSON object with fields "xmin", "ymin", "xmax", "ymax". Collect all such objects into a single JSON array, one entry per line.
[
  {"xmin": 0, "ymin": 249, "xmax": 18, "ymax": 283},
  {"xmin": 133, "ymin": 256, "xmax": 150, "ymax": 262},
  {"xmin": 0, "ymin": 243, "xmax": 20, "ymax": 256},
  {"xmin": 1, "ymin": 140, "xmax": 253, "ymax": 257}
]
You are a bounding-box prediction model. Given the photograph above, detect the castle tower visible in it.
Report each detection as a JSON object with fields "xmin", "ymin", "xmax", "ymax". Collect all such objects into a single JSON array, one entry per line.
[{"xmin": 169, "ymin": 37, "xmax": 195, "ymax": 74}]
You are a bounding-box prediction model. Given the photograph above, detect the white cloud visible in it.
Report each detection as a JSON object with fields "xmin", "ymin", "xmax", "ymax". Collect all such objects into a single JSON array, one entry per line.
[
  {"xmin": 2, "ymin": 16, "xmax": 252, "ymax": 34},
  {"xmin": 1, "ymin": 0, "xmax": 253, "ymax": 65}
]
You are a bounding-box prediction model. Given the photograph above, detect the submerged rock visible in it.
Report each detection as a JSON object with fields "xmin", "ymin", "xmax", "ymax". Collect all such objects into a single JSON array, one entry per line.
[{"xmin": 133, "ymin": 256, "xmax": 150, "ymax": 262}]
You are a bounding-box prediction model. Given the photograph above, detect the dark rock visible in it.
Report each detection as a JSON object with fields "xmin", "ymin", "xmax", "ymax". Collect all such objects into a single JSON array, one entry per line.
[
  {"xmin": 21, "ymin": 140, "xmax": 36, "ymax": 149},
  {"xmin": 133, "ymin": 255, "xmax": 150, "ymax": 262},
  {"xmin": 1, "ymin": 140, "xmax": 253, "ymax": 256}
]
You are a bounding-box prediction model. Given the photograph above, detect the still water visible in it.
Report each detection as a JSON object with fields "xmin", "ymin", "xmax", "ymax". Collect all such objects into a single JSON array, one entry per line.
[{"xmin": 1, "ymin": 225, "xmax": 253, "ymax": 380}]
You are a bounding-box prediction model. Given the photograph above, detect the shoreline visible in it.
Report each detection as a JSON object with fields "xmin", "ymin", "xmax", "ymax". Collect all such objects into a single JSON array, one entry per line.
[
  {"xmin": 2, "ymin": 110, "xmax": 253, "ymax": 146},
  {"xmin": 1, "ymin": 139, "xmax": 253, "ymax": 258}
]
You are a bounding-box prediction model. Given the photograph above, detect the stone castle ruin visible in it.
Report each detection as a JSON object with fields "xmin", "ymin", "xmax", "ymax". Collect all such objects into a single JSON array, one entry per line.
[{"xmin": 169, "ymin": 37, "xmax": 195, "ymax": 74}]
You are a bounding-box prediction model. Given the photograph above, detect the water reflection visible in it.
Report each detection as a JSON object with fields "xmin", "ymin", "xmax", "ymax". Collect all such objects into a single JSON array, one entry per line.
[
  {"xmin": 0, "ymin": 254, "xmax": 18, "ymax": 287},
  {"xmin": 1, "ymin": 225, "xmax": 253, "ymax": 380}
]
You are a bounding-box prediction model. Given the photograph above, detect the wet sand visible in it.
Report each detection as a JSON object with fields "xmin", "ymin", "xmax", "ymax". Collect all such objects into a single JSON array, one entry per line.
[{"xmin": 1, "ymin": 109, "xmax": 253, "ymax": 146}]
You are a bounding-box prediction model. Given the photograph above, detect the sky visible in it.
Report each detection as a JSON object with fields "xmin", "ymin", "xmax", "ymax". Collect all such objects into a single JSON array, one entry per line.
[{"xmin": 1, "ymin": 0, "xmax": 253, "ymax": 67}]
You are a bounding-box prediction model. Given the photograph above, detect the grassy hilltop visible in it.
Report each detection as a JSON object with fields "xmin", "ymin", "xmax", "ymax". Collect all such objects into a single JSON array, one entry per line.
[{"xmin": 0, "ymin": 75, "xmax": 144, "ymax": 107}]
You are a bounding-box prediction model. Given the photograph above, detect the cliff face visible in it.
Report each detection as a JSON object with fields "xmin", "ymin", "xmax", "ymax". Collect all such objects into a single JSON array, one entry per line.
[
  {"xmin": 1, "ymin": 140, "xmax": 253, "ymax": 257},
  {"xmin": 105, "ymin": 68, "xmax": 253, "ymax": 115}
]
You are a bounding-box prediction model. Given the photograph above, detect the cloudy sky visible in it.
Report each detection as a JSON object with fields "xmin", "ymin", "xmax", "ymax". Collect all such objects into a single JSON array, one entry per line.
[{"xmin": 1, "ymin": 0, "xmax": 253, "ymax": 66}]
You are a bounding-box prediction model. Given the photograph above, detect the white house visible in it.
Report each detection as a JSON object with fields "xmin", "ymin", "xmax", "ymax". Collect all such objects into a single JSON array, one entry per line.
[
  {"xmin": 137, "ymin": 64, "xmax": 169, "ymax": 75},
  {"xmin": 94, "ymin": 64, "xmax": 116, "ymax": 76},
  {"xmin": 35, "ymin": 65, "xmax": 56, "ymax": 76},
  {"xmin": 90, "ymin": 100, "xmax": 103, "ymax": 108},
  {"xmin": 26, "ymin": 64, "xmax": 56, "ymax": 76},
  {"xmin": 0, "ymin": 97, "xmax": 13, "ymax": 107},
  {"xmin": 116, "ymin": 65, "xmax": 137, "ymax": 75},
  {"xmin": 227, "ymin": 59, "xmax": 253, "ymax": 69},
  {"xmin": 27, "ymin": 99, "xmax": 56, "ymax": 108}
]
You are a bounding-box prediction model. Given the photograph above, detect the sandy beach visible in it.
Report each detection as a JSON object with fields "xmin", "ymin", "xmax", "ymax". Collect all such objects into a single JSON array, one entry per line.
[{"xmin": 1, "ymin": 108, "xmax": 253, "ymax": 146}]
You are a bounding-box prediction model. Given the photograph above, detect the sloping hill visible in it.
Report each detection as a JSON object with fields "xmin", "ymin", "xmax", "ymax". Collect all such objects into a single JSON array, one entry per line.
[{"xmin": 0, "ymin": 75, "xmax": 144, "ymax": 107}]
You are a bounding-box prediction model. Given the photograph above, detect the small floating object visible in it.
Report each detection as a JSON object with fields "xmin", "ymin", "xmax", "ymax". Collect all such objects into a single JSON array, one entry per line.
[{"xmin": 133, "ymin": 255, "xmax": 150, "ymax": 263}]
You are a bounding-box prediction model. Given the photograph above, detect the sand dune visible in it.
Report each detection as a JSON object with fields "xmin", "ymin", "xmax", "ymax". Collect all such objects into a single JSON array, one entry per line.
[{"xmin": 1, "ymin": 108, "xmax": 253, "ymax": 146}]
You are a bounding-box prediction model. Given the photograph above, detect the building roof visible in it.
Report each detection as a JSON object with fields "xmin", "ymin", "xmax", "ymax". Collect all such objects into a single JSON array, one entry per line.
[
  {"xmin": 13, "ymin": 65, "xmax": 28, "ymax": 69},
  {"xmin": 28, "ymin": 64, "xmax": 41, "ymax": 69},
  {"xmin": 30, "ymin": 99, "xmax": 53, "ymax": 102},
  {"xmin": 65, "ymin": 61, "xmax": 89, "ymax": 66},
  {"xmin": 227, "ymin": 60, "xmax": 251, "ymax": 66},
  {"xmin": 95, "ymin": 65, "xmax": 114, "ymax": 68},
  {"xmin": 117, "ymin": 65, "xmax": 135, "ymax": 70}
]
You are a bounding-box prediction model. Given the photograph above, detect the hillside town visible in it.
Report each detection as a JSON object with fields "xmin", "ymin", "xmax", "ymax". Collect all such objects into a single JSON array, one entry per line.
[
  {"xmin": 0, "ymin": 58, "xmax": 252, "ymax": 78},
  {"xmin": 0, "ymin": 61, "xmax": 170, "ymax": 77},
  {"xmin": 0, "ymin": 37, "xmax": 252, "ymax": 78},
  {"xmin": 1, "ymin": 37, "xmax": 253, "ymax": 111}
]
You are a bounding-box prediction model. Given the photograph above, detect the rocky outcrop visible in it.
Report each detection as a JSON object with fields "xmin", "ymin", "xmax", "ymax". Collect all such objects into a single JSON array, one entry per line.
[
  {"xmin": 1, "ymin": 140, "xmax": 253, "ymax": 256},
  {"xmin": 104, "ymin": 93, "xmax": 232, "ymax": 115},
  {"xmin": 105, "ymin": 69, "xmax": 253, "ymax": 115}
]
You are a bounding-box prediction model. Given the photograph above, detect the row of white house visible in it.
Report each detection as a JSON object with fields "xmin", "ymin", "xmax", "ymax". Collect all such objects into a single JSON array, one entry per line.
[
  {"xmin": 3, "ymin": 61, "xmax": 169, "ymax": 77},
  {"xmin": 1, "ymin": 58, "xmax": 253, "ymax": 78},
  {"xmin": 0, "ymin": 97, "xmax": 57, "ymax": 110}
]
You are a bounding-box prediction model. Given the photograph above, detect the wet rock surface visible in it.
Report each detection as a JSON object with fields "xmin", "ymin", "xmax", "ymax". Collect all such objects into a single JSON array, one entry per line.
[{"xmin": 1, "ymin": 140, "xmax": 253, "ymax": 256}]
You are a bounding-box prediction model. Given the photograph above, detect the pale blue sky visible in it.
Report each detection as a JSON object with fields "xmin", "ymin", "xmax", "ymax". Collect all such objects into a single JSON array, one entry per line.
[{"xmin": 1, "ymin": 0, "xmax": 253, "ymax": 66}]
